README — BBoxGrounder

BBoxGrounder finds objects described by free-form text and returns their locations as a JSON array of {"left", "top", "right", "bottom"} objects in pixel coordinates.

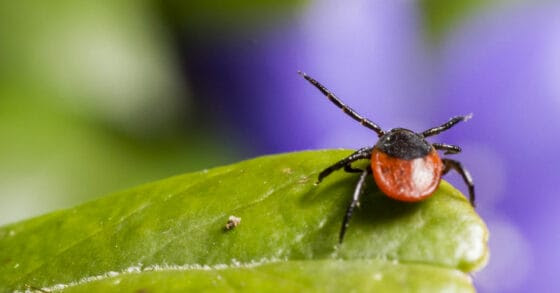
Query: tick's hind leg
[
  {"left": 339, "top": 166, "right": 372, "bottom": 243},
  {"left": 442, "top": 158, "right": 475, "bottom": 207},
  {"left": 317, "top": 147, "right": 373, "bottom": 184}
]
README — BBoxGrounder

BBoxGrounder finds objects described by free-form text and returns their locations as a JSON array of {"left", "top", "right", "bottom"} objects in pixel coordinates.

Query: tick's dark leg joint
[
  {"left": 433, "top": 143, "right": 462, "bottom": 155},
  {"left": 298, "top": 71, "right": 385, "bottom": 137},
  {"left": 316, "top": 147, "right": 373, "bottom": 184},
  {"left": 422, "top": 114, "right": 472, "bottom": 137},
  {"left": 339, "top": 166, "right": 372, "bottom": 243},
  {"left": 442, "top": 158, "right": 475, "bottom": 207}
]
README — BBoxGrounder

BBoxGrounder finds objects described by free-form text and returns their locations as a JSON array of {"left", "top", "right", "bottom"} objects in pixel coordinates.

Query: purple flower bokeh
[
  {"left": 185, "top": 0, "right": 433, "bottom": 154},
  {"left": 183, "top": 1, "right": 560, "bottom": 291},
  {"left": 440, "top": 2, "right": 560, "bottom": 291}
]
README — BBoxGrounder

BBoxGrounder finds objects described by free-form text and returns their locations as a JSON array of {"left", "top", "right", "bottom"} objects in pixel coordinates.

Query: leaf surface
[{"left": 0, "top": 150, "right": 488, "bottom": 292}]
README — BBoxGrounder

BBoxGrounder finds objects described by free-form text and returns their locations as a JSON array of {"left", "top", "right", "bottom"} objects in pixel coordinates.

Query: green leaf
[
  {"left": 420, "top": 0, "right": 488, "bottom": 41},
  {"left": 419, "top": 0, "right": 512, "bottom": 42},
  {"left": 0, "top": 150, "right": 488, "bottom": 292}
]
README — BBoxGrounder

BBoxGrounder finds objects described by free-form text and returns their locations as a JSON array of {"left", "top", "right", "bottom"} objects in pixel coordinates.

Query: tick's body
[
  {"left": 299, "top": 71, "right": 475, "bottom": 243},
  {"left": 374, "top": 147, "right": 442, "bottom": 202}
]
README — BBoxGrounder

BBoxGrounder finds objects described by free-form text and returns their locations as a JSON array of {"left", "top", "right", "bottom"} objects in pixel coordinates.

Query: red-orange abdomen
[{"left": 371, "top": 148, "right": 443, "bottom": 202}]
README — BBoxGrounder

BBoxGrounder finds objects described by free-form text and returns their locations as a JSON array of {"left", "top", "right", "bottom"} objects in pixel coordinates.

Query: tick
[{"left": 298, "top": 71, "right": 475, "bottom": 243}]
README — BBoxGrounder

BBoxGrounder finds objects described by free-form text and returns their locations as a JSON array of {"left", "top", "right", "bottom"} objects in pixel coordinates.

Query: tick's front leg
[
  {"left": 316, "top": 147, "right": 373, "bottom": 184},
  {"left": 339, "top": 166, "right": 372, "bottom": 243}
]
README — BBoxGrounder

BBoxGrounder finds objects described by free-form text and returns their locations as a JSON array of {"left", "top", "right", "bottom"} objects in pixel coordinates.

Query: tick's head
[{"left": 375, "top": 128, "right": 432, "bottom": 160}]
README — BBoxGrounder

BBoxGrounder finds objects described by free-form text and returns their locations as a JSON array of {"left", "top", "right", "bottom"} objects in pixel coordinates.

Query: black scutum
[{"left": 375, "top": 128, "right": 432, "bottom": 160}]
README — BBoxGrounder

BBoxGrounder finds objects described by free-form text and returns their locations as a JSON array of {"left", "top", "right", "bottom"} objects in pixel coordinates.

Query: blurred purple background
[{"left": 1, "top": 0, "right": 559, "bottom": 291}]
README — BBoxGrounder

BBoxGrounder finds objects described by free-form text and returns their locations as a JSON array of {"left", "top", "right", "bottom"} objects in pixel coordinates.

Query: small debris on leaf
[
  {"left": 282, "top": 167, "right": 293, "bottom": 174},
  {"left": 298, "top": 176, "right": 311, "bottom": 184},
  {"left": 225, "top": 215, "right": 241, "bottom": 230}
]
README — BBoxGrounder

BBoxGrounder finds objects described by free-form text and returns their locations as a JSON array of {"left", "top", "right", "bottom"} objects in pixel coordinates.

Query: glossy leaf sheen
[{"left": 0, "top": 150, "right": 488, "bottom": 292}]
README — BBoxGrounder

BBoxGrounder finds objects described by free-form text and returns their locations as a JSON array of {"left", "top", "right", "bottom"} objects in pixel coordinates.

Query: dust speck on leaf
[
  {"left": 282, "top": 167, "right": 293, "bottom": 174},
  {"left": 225, "top": 215, "right": 241, "bottom": 230},
  {"left": 318, "top": 218, "right": 327, "bottom": 229}
]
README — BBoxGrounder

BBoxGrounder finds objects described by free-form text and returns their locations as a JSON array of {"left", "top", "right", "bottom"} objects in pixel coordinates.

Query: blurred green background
[
  {"left": 0, "top": 0, "right": 494, "bottom": 225},
  {"left": 0, "top": 0, "right": 246, "bottom": 225}
]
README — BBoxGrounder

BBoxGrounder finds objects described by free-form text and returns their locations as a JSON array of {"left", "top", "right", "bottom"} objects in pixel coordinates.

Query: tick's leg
[
  {"left": 339, "top": 166, "right": 371, "bottom": 243},
  {"left": 298, "top": 71, "right": 385, "bottom": 137},
  {"left": 433, "top": 143, "right": 462, "bottom": 155},
  {"left": 317, "top": 147, "right": 372, "bottom": 184},
  {"left": 442, "top": 158, "right": 475, "bottom": 207},
  {"left": 422, "top": 114, "right": 472, "bottom": 137}
]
